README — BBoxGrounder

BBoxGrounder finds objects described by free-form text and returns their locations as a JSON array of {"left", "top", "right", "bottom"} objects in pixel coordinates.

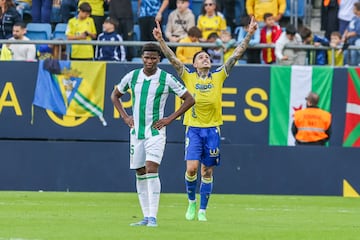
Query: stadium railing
[{"left": 0, "top": 39, "right": 349, "bottom": 66}]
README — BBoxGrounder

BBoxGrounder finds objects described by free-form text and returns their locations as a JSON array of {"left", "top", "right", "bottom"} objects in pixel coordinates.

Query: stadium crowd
[{"left": 1, "top": 0, "right": 360, "bottom": 66}]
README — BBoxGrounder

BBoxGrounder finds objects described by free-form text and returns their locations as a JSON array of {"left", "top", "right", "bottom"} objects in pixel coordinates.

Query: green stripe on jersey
[
  {"left": 138, "top": 78, "right": 151, "bottom": 139},
  {"left": 151, "top": 70, "right": 167, "bottom": 136}
]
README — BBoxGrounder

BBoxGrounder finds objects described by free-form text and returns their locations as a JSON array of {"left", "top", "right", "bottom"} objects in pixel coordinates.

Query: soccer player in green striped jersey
[
  {"left": 153, "top": 17, "right": 258, "bottom": 221},
  {"left": 111, "top": 43, "right": 194, "bottom": 227}
]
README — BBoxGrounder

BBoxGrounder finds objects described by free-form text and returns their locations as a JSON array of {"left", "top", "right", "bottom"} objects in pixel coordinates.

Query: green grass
[{"left": 0, "top": 191, "right": 359, "bottom": 240}]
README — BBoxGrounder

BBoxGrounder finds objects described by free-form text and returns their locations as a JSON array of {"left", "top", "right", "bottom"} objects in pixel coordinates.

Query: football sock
[
  {"left": 147, "top": 173, "right": 161, "bottom": 218},
  {"left": 136, "top": 174, "right": 149, "bottom": 218},
  {"left": 200, "top": 176, "right": 213, "bottom": 210},
  {"left": 185, "top": 172, "right": 197, "bottom": 201}
]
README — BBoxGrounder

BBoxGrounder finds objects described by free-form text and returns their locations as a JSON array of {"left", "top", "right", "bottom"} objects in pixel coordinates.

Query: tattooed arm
[
  {"left": 153, "top": 20, "right": 185, "bottom": 76},
  {"left": 224, "top": 16, "right": 258, "bottom": 73}
]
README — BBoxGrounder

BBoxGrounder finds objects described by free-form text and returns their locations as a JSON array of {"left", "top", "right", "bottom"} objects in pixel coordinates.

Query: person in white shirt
[
  {"left": 275, "top": 24, "right": 304, "bottom": 65},
  {"left": 8, "top": 22, "right": 36, "bottom": 61}
]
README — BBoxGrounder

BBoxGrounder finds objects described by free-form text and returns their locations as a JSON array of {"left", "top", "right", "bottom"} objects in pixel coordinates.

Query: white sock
[
  {"left": 136, "top": 174, "right": 149, "bottom": 218},
  {"left": 147, "top": 173, "right": 161, "bottom": 218}
]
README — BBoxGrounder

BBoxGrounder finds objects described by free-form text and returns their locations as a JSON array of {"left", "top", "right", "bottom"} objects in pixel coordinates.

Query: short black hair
[
  {"left": 263, "top": 13, "right": 273, "bottom": 21},
  {"left": 15, "top": 22, "right": 26, "bottom": 29},
  {"left": 79, "top": 2, "right": 92, "bottom": 13},
  {"left": 285, "top": 24, "right": 297, "bottom": 35},
  {"left": 192, "top": 50, "right": 208, "bottom": 63},
  {"left": 141, "top": 43, "right": 161, "bottom": 55},
  {"left": 104, "top": 17, "right": 119, "bottom": 28}
]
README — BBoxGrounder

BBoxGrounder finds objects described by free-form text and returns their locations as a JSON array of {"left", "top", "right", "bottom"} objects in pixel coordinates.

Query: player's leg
[
  {"left": 129, "top": 132, "right": 149, "bottom": 226},
  {"left": 185, "top": 160, "right": 199, "bottom": 220},
  {"left": 198, "top": 127, "right": 221, "bottom": 221},
  {"left": 184, "top": 127, "right": 202, "bottom": 220},
  {"left": 144, "top": 134, "right": 166, "bottom": 227}
]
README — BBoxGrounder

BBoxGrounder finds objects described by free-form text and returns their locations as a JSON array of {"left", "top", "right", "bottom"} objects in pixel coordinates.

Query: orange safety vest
[
  {"left": 294, "top": 108, "right": 332, "bottom": 143},
  {"left": 324, "top": 0, "right": 340, "bottom": 7}
]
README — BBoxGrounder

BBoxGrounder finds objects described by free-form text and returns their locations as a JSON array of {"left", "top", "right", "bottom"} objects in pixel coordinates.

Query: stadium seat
[
  {"left": 191, "top": 0, "right": 202, "bottom": 19},
  {"left": 26, "top": 23, "right": 52, "bottom": 40},
  {"left": 52, "top": 23, "right": 68, "bottom": 40}
]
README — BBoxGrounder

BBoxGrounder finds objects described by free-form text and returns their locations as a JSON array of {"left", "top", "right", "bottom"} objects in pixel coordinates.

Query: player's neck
[{"left": 197, "top": 68, "right": 210, "bottom": 79}]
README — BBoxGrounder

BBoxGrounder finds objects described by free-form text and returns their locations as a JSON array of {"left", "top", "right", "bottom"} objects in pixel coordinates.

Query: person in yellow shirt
[
  {"left": 246, "top": 0, "right": 286, "bottom": 26},
  {"left": 66, "top": 2, "right": 97, "bottom": 60},
  {"left": 176, "top": 26, "right": 202, "bottom": 64},
  {"left": 78, "top": 0, "right": 104, "bottom": 39},
  {"left": 153, "top": 17, "right": 257, "bottom": 222},
  {"left": 196, "top": 0, "right": 226, "bottom": 41}
]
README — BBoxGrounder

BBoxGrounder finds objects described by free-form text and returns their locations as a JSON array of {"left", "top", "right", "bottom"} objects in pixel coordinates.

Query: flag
[
  {"left": 343, "top": 68, "right": 360, "bottom": 147},
  {"left": 33, "top": 60, "right": 107, "bottom": 125},
  {"left": 269, "top": 66, "right": 333, "bottom": 146}
]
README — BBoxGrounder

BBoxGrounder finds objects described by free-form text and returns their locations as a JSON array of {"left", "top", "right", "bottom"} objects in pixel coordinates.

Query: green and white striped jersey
[{"left": 117, "top": 68, "right": 187, "bottom": 139}]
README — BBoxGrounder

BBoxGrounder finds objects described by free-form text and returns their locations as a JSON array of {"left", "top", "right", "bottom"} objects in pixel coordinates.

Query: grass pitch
[{"left": 0, "top": 191, "right": 359, "bottom": 240}]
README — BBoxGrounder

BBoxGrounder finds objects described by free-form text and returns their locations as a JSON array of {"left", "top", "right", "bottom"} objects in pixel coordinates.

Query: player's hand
[
  {"left": 153, "top": 118, "right": 170, "bottom": 130},
  {"left": 123, "top": 115, "right": 134, "bottom": 128},
  {"left": 152, "top": 20, "right": 163, "bottom": 41},
  {"left": 248, "top": 16, "right": 258, "bottom": 34}
]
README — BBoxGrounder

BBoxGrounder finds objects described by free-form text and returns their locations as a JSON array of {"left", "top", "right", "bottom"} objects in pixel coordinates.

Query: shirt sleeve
[
  {"left": 117, "top": 71, "right": 132, "bottom": 94},
  {"left": 167, "top": 74, "right": 187, "bottom": 97}
]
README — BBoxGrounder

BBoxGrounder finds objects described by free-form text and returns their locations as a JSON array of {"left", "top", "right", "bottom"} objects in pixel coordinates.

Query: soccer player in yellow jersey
[{"left": 153, "top": 17, "right": 258, "bottom": 221}]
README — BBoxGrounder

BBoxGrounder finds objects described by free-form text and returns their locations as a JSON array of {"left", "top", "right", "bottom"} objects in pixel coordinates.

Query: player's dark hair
[
  {"left": 192, "top": 50, "right": 209, "bottom": 64},
  {"left": 187, "top": 26, "right": 202, "bottom": 38},
  {"left": 15, "top": 22, "right": 26, "bottom": 29},
  {"left": 141, "top": 43, "right": 161, "bottom": 56}
]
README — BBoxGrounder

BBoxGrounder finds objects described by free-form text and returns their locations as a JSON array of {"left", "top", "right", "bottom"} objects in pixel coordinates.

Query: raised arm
[
  {"left": 224, "top": 16, "right": 258, "bottom": 73},
  {"left": 153, "top": 20, "right": 185, "bottom": 76}
]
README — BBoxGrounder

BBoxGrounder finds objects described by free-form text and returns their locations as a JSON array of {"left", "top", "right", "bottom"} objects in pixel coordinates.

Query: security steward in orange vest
[{"left": 292, "top": 92, "right": 332, "bottom": 146}]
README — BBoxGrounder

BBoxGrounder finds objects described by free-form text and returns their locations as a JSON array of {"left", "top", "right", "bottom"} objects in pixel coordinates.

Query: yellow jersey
[
  {"left": 176, "top": 37, "right": 202, "bottom": 64},
  {"left": 181, "top": 66, "right": 228, "bottom": 127},
  {"left": 66, "top": 16, "right": 96, "bottom": 59},
  {"left": 197, "top": 14, "right": 227, "bottom": 40}
]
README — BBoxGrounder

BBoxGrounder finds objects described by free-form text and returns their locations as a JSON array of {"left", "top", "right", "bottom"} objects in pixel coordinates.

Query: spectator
[
  {"left": 138, "top": 0, "right": 169, "bottom": 41},
  {"left": 206, "top": 32, "right": 222, "bottom": 64},
  {"left": 175, "top": 26, "right": 202, "bottom": 64},
  {"left": 0, "top": 0, "right": 21, "bottom": 40},
  {"left": 60, "top": 0, "right": 78, "bottom": 23},
  {"left": 342, "top": 2, "right": 360, "bottom": 66},
  {"left": 218, "top": 0, "right": 244, "bottom": 33},
  {"left": 216, "top": 30, "right": 236, "bottom": 63},
  {"left": 338, "top": 0, "right": 357, "bottom": 35},
  {"left": 292, "top": 92, "right": 332, "bottom": 146},
  {"left": 327, "top": 31, "right": 343, "bottom": 66},
  {"left": 197, "top": 0, "right": 226, "bottom": 41},
  {"left": 66, "top": 2, "right": 96, "bottom": 60},
  {"left": 260, "top": 12, "right": 282, "bottom": 64},
  {"left": 275, "top": 24, "right": 304, "bottom": 65},
  {"left": 321, "top": 0, "right": 340, "bottom": 40},
  {"left": 7, "top": 22, "right": 36, "bottom": 61},
  {"left": 237, "top": 15, "right": 261, "bottom": 63},
  {"left": 165, "top": 0, "right": 195, "bottom": 43},
  {"left": 78, "top": 0, "right": 105, "bottom": 37},
  {"left": 31, "top": 0, "right": 52, "bottom": 23},
  {"left": 15, "top": 0, "right": 31, "bottom": 19},
  {"left": 246, "top": 0, "right": 286, "bottom": 26},
  {"left": 95, "top": 17, "right": 126, "bottom": 61},
  {"left": 108, "top": 0, "right": 133, "bottom": 61},
  {"left": 299, "top": 26, "right": 329, "bottom": 65}
]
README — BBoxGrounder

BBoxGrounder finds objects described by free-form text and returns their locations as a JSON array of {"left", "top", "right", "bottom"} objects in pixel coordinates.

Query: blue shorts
[{"left": 185, "top": 126, "right": 221, "bottom": 167}]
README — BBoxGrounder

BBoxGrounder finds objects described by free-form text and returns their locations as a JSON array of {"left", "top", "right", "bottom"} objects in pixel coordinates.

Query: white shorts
[{"left": 129, "top": 130, "right": 166, "bottom": 169}]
